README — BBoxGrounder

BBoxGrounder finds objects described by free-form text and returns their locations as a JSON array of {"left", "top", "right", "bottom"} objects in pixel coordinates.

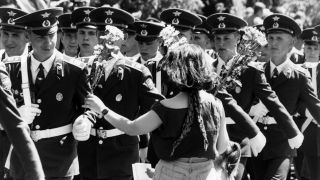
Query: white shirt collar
[
  {"left": 30, "top": 50, "right": 56, "bottom": 74},
  {"left": 270, "top": 58, "right": 291, "bottom": 75}
]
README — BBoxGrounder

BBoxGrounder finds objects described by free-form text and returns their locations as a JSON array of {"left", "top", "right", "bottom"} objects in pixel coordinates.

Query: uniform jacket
[
  {"left": 78, "top": 57, "right": 164, "bottom": 178},
  {"left": 0, "top": 62, "right": 44, "bottom": 180},
  {"left": 259, "top": 60, "right": 320, "bottom": 159},
  {"left": 8, "top": 50, "right": 92, "bottom": 177}
]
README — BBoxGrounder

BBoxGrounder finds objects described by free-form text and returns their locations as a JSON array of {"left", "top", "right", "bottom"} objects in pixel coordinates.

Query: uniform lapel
[{"left": 99, "top": 60, "right": 123, "bottom": 98}]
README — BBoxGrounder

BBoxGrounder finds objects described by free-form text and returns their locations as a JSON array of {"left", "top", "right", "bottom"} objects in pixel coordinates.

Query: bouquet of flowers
[
  {"left": 213, "top": 26, "right": 267, "bottom": 95},
  {"left": 90, "top": 25, "right": 125, "bottom": 91},
  {"left": 159, "top": 25, "right": 188, "bottom": 51}
]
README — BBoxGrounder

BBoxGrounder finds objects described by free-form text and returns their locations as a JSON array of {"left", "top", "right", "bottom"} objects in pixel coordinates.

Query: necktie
[
  {"left": 35, "top": 63, "right": 45, "bottom": 93},
  {"left": 272, "top": 68, "right": 279, "bottom": 79}
]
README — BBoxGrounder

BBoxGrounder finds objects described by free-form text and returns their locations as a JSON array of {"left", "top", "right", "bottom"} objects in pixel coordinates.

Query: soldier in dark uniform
[
  {"left": 191, "top": 14, "right": 213, "bottom": 51},
  {"left": 0, "top": 62, "right": 45, "bottom": 180},
  {"left": 57, "top": 13, "right": 78, "bottom": 60},
  {"left": 71, "top": 7, "right": 98, "bottom": 67},
  {"left": 294, "top": 27, "right": 320, "bottom": 180},
  {"left": 11, "top": 8, "right": 93, "bottom": 180},
  {"left": 121, "top": 23, "right": 140, "bottom": 61},
  {"left": 0, "top": 7, "right": 28, "bottom": 180},
  {"left": 73, "top": 7, "right": 164, "bottom": 180},
  {"left": 248, "top": 14, "right": 320, "bottom": 180},
  {"left": 206, "top": 13, "right": 303, "bottom": 180}
]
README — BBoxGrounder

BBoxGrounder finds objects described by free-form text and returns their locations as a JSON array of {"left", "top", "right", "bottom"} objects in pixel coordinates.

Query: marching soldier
[
  {"left": 12, "top": 8, "right": 93, "bottom": 179},
  {"left": 206, "top": 13, "right": 303, "bottom": 180},
  {"left": 73, "top": 7, "right": 164, "bottom": 180},
  {"left": 249, "top": 14, "right": 320, "bottom": 180},
  {"left": 0, "top": 62, "right": 45, "bottom": 180},
  {"left": 295, "top": 27, "right": 320, "bottom": 180},
  {"left": 71, "top": 7, "right": 98, "bottom": 69},
  {"left": 0, "top": 7, "right": 28, "bottom": 179},
  {"left": 57, "top": 13, "right": 79, "bottom": 60}
]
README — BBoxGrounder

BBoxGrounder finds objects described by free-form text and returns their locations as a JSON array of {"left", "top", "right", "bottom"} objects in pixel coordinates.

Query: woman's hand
[{"left": 83, "top": 94, "right": 106, "bottom": 117}]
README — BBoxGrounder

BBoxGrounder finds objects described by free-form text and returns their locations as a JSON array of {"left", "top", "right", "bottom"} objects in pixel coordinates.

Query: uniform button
[
  {"left": 99, "top": 140, "right": 103, "bottom": 144},
  {"left": 264, "top": 126, "right": 267, "bottom": 130},
  {"left": 169, "top": 91, "right": 173, "bottom": 95},
  {"left": 35, "top": 125, "right": 40, "bottom": 129},
  {"left": 37, "top": 99, "right": 42, "bottom": 104}
]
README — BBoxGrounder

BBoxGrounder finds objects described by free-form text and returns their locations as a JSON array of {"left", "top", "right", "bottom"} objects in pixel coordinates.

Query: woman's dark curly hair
[{"left": 159, "top": 44, "right": 218, "bottom": 156}]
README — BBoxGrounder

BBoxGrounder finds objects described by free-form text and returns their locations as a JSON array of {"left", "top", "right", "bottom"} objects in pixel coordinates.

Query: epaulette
[
  {"left": 248, "top": 61, "right": 265, "bottom": 72},
  {"left": 293, "top": 63, "right": 309, "bottom": 76},
  {"left": 64, "top": 57, "right": 86, "bottom": 70},
  {"left": 122, "top": 58, "right": 145, "bottom": 72},
  {"left": 2, "top": 56, "right": 21, "bottom": 64}
]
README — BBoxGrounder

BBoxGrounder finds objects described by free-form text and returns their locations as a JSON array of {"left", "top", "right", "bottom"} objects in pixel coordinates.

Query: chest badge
[
  {"left": 235, "top": 86, "right": 241, "bottom": 94},
  {"left": 56, "top": 93, "right": 63, "bottom": 101},
  {"left": 115, "top": 94, "right": 122, "bottom": 102}
]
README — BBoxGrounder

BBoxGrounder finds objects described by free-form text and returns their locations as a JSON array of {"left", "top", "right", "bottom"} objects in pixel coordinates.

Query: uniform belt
[
  {"left": 177, "top": 157, "right": 210, "bottom": 163},
  {"left": 30, "top": 124, "right": 72, "bottom": 142},
  {"left": 257, "top": 116, "right": 277, "bottom": 125},
  {"left": 90, "top": 128, "right": 125, "bottom": 139}
]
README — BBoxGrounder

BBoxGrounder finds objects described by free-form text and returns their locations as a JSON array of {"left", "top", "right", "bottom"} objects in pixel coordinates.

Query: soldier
[
  {"left": 206, "top": 13, "right": 303, "bottom": 180},
  {"left": 0, "top": 7, "right": 28, "bottom": 179},
  {"left": 12, "top": 8, "right": 93, "bottom": 180},
  {"left": 191, "top": 14, "right": 213, "bottom": 51},
  {"left": 0, "top": 62, "right": 44, "bottom": 180},
  {"left": 73, "top": 7, "right": 164, "bottom": 180},
  {"left": 120, "top": 23, "right": 140, "bottom": 61},
  {"left": 71, "top": 7, "right": 98, "bottom": 68},
  {"left": 57, "top": 13, "right": 78, "bottom": 60},
  {"left": 249, "top": 14, "right": 320, "bottom": 180},
  {"left": 295, "top": 27, "right": 320, "bottom": 180}
]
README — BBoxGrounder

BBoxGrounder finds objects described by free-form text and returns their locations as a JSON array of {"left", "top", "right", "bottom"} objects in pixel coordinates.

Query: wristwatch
[{"left": 101, "top": 108, "right": 109, "bottom": 117}]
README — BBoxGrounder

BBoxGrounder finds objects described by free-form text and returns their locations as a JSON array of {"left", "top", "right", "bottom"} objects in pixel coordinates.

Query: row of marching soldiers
[{"left": 0, "top": 4, "right": 320, "bottom": 180}]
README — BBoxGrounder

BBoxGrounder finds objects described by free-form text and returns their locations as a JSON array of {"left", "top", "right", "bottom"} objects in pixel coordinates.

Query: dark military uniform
[
  {"left": 77, "top": 7, "right": 164, "bottom": 179},
  {"left": 0, "top": 62, "right": 44, "bottom": 180},
  {"left": 207, "top": 13, "right": 301, "bottom": 180},
  {"left": 251, "top": 14, "right": 317, "bottom": 180},
  {"left": 0, "top": 7, "right": 27, "bottom": 180},
  {"left": 12, "top": 8, "right": 93, "bottom": 179}
]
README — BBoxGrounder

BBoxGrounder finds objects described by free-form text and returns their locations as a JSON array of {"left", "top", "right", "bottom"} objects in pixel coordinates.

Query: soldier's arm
[
  {"left": 300, "top": 73, "right": 320, "bottom": 124},
  {"left": 0, "top": 64, "right": 44, "bottom": 180},
  {"left": 216, "top": 89, "right": 260, "bottom": 139},
  {"left": 253, "top": 69, "right": 300, "bottom": 138}
]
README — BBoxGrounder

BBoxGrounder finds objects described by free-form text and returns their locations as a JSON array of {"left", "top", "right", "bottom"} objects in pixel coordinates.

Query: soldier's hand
[
  {"left": 288, "top": 132, "right": 304, "bottom": 149},
  {"left": 18, "top": 104, "right": 41, "bottom": 124},
  {"left": 249, "top": 101, "right": 269, "bottom": 121},
  {"left": 249, "top": 131, "right": 266, "bottom": 157},
  {"left": 72, "top": 115, "right": 92, "bottom": 141},
  {"left": 83, "top": 94, "right": 106, "bottom": 117}
]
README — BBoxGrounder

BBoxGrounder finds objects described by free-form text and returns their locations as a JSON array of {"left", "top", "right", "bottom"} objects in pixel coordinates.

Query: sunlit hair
[
  {"left": 160, "top": 43, "right": 216, "bottom": 92},
  {"left": 160, "top": 44, "right": 217, "bottom": 156}
]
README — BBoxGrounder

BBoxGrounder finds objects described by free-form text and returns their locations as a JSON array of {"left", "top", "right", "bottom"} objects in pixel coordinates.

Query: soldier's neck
[
  {"left": 79, "top": 51, "right": 93, "bottom": 57},
  {"left": 271, "top": 54, "right": 288, "bottom": 66}
]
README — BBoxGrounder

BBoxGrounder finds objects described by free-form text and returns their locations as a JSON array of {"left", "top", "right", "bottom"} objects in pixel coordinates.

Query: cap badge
[
  {"left": 83, "top": 17, "right": 91, "bottom": 22},
  {"left": 217, "top": 16, "right": 225, "bottom": 21},
  {"left": 7, "top": 18, "right": 14, "bottom": 25},
  {"left": 71, "top": 23, "right": 76, "bottom": 28},
  {"left": 272, "top": 16, "right": 280, "bottom": 21},
  {"left": 218, "top": 23, "right": 226, "bottom": 28},
  {"left": 41, "top": 12, "right": 50, "bottom": 18},
  {"left": 312, "top": 36, "right": 318, "bottom": 41},
  {"left": 172, "top": 18, "right": 179, "bottom": 25},
  {"left": 173, "top": 11, "right": 181, "bottom": 17},
  {"left": 105, "top": 18, "right": 113, "bottom": 24},
  {"left": 105, "top": 10, "right": 114, "bottom": 16},
  {"left": 141, "top": 29, "right": 148, "bottom": 36},
  {"left": 7, "top": 11, "right": 16, "bottom": 17},
  {"left": 42, "top": 20, "right": 51, "bottom": 27},
  {"left": 272, "top": 22, "right": 279, "bottom": 28},
  {"left": 84, "top": 9, "right": 91, "bottom": 15},
  {"left": 141, "top": 24, "right": 147, "bottom": 28}
]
